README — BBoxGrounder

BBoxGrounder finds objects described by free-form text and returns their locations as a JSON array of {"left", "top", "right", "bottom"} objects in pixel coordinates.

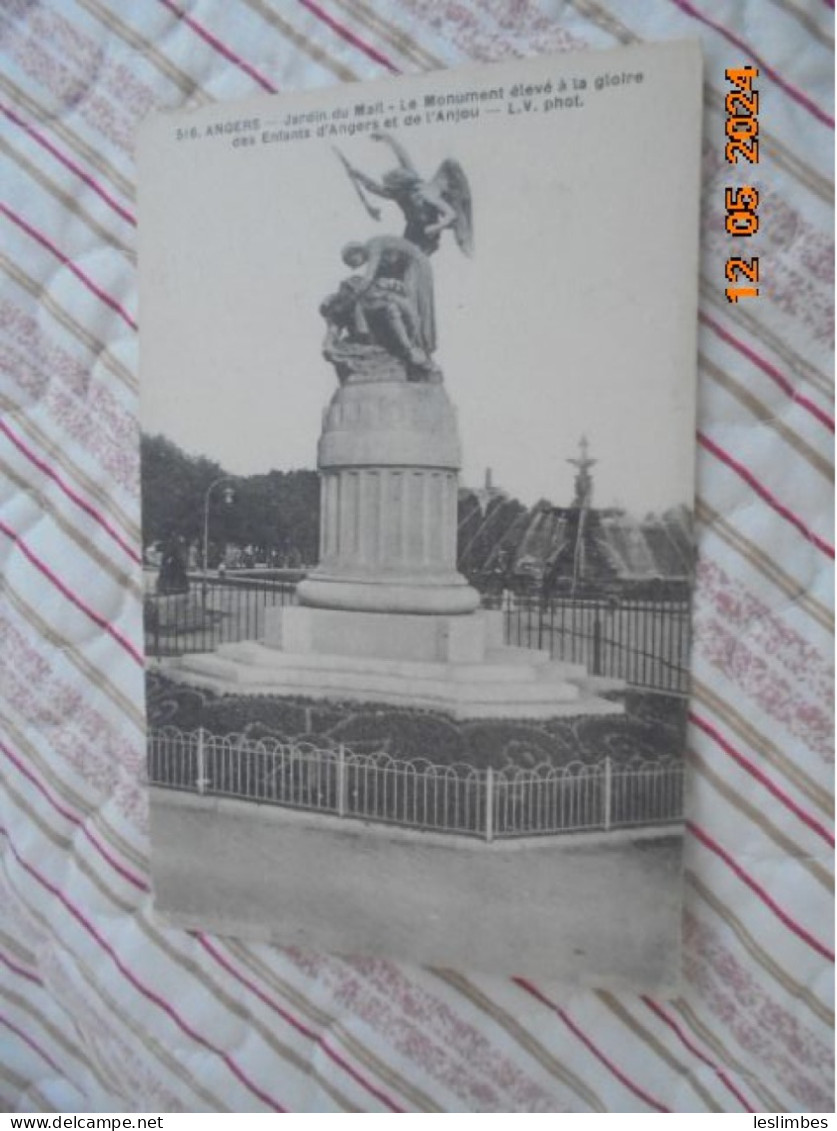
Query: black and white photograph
[{"left": 138, "top": 38, "right": 702, "bottom": 989}]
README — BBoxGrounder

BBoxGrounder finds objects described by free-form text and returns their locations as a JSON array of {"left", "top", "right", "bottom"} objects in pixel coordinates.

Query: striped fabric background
[{"left": 0, "top": 0, "right": 832, "bottom": 1113}]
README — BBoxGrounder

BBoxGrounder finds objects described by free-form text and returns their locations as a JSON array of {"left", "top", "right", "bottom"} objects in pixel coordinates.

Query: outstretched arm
[
  {"left": 351, "top": 168, "right": 392, "bottom": 198},
  {"left": 371, "top": 130, "right": 418, "bottom": 173},
  {"left": 334, "top": 146, "right": 391, "bottom": 206}
]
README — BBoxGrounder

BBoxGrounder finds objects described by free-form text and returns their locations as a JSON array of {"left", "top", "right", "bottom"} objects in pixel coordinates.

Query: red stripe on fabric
[
  {"left": 0, "top": 949, "right": 43, "bottom": 986},
  {"left": 196, "top": 936, "right": 404, "bottom": 1112},
  {"left": 297, "top": 0, "right": 399, "bottom": 71},
  {"left": 0, "top": 204, "right": 137, "bottom": 331},
  {"left": 157, "top": 0, "right": 278, "bottom": 92},
  {"left": 669, "top": 0, "right": 835, "bottom": 128},
  {"left": 512, "top": 978, "right": 670, "bottom": 1112},
  {"left": 0, "top": 520, "right": 143, "bottom": 665},
  {"left": 700, "top": 313, "right": 835, "bottom": 432},
  {"left": 690, "top": 712, "right": 835, "bottom": 847},
  {"left": 0, "top": 1011, "right": 64, "bottom": 1076},
  {"left": 0, "top": 739, "right": 148, "bottom": 893},
  {"left": 698, "top": 432, "right": 834, "bottom": 559},
  {"left": 0, "top": 828, "right": 287, "bottom": 1113},
  {"left": 640, "top": 998, "right": 755, "bottom": 1112},
  {"left": 687, "top": 822, "right": 835, "bottom": 962},
  {"left": 0, "top": 420, "right": 141, "bottom": 565},
  {"left": 0, "top": 103, "right": 136, "bottom": 227}
]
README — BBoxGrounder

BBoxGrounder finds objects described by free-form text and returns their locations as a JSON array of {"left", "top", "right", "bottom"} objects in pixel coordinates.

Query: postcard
[{"left": 138, "top": 37, "right": 702, "bottom": 988}]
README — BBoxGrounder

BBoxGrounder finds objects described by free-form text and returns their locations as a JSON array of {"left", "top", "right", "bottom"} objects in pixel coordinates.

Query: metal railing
[
  {"left": 501, "top": 593, "right": 691, "bottom": 695},
  {"left": 144, "top": 573, "right": 295, "bottom": 657},
  {"left": 143, "top": 575, "right": 690, "bottom": 695},
  {"left": 148, "top": 727, "right": 684, "bottom": 840}
]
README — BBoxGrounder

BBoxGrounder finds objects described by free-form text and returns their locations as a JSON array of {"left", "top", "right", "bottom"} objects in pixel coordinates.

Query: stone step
[
  {"left": 201, "top": 655, "right": 580, "bottom": 702},
  {"left": 216, "top": 641, "right": 557, "bottom": 685},
  {"left": 176, "top": 654, "right": 246, "bottom": 682},
  {"left": 484, "top": 647, "right": 589, "bottom": 680},
  {"left": 166, "top": 628, "right": 628, "bottom": 719},
  {"left": 535, "top": 660, "right": 590, "bottom": 681},
  {"left": 166, "top": 646, "right": 626, "bottom": 720},
  {"left": 577, "top": 674, "right": 627, "bottom": 697},
  {"left": 484, "top": 645, "right": 552, "bottom": 665},
  {"left": 167, "top": 670, "right": 618, "bottom": 719}
]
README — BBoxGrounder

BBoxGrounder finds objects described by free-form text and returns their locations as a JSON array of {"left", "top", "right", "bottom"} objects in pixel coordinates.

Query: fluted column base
[{"left": 296, "top": 572, "right": 479, "bottom": 615}]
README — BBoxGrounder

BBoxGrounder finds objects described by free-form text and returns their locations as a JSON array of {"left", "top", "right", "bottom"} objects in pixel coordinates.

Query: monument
[{"left": 173, "top": 132, "right": 623, "bottom": 718}]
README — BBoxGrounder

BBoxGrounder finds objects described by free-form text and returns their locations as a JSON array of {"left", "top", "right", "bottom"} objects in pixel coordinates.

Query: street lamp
[{"left": 202, "top": 477, "right": 236, "bottom": 592}]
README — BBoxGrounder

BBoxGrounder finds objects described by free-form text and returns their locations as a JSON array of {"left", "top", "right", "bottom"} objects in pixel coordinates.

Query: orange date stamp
[{"left": 724, "top": 66, "right": 760, "bottom": 303}]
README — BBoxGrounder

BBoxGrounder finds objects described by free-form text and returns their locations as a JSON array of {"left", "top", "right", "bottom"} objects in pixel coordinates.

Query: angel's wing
[{"left": 431, "top": 158, "right": 474, "bottom": 256}]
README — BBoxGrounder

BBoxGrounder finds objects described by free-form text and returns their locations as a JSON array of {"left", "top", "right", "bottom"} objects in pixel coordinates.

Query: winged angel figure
[{"left": 335, "top": 131, "right": 474, "bottom": 257}]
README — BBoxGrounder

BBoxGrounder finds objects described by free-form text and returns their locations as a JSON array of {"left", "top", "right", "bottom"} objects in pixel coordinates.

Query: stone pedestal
[
  {"left": 167, "top": 376, "right": 624, "bottom": 720},
  {"left": 264, "top": 605, "right": 502, "bottom": 663},
  {"left": 296, "top": 380, "right": 479, "bottom": 615}
]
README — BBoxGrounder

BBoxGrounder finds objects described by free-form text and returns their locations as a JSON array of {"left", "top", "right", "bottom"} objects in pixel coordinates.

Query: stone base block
[
  {"left": 296, "top": 572, "right": 481, "bottom": 615},
  {"left": 264, "top": 605, "right": 503, "bottom": 663}
]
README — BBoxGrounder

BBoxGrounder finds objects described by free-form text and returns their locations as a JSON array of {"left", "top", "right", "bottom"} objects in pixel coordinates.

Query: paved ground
[{"left": 151, "top": 790, "right": 683, "bottom": 989}]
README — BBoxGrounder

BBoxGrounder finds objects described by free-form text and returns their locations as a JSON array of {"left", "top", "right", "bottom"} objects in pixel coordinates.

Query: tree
[
  {"left": 222, "top": 469, "right": 320, "bottom": 564},
  {"left": 140, "top": 433, "right": 321, "bottom": 565},
  {"left": 140, "top": 433, "right": 223, "bottom": 548}
]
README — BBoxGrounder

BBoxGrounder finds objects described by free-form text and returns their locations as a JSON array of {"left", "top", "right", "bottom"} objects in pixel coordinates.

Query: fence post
[
  {"left": 592, "top": 613, "right": 602, "bottom": 675},
  {"left": 484, "top": 767, "right": 494, "bottom": 843},
  {"left": 196, "top": 727, "right": 207, "bottom": 795},
  {"left": 603, "top": 755, "right": 612, "bottom": 830},
  {"left": 337, "top": 744, "right": 347, "bottom": 817},
  {"left": 145, "top": 598, "right": 161, "bottom": 659}
]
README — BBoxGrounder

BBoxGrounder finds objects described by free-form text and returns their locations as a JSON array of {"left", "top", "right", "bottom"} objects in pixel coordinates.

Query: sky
[{"left": 140, "top": 42, "right": 701, "bottom": 515}]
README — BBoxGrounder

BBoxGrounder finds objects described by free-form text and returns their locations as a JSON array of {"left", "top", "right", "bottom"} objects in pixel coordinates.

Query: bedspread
[{"left": 0, "top": 0, "right": 833, "bottom": 1114}]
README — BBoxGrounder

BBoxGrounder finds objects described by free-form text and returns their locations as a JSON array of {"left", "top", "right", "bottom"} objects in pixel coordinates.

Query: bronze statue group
[{"left": 321, "top": 132, "right": 472, "bottom": 384}]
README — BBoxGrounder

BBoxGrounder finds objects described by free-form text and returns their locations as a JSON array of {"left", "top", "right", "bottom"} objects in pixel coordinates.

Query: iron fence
[
  {"left": 143, "top": 575, "right": 691, "bottom": 695},
  {"left": 144, "top": 573, "right": 295, "bottom": 657},
  {"left": 501, "top": 593, "right": 691, "bottom": 695},
  {"left": 148, "top": 727, "right": 684, "bottom": 839}
]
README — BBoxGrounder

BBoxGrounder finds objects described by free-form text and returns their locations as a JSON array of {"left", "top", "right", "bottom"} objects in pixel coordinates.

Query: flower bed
[{"left": 146, "top": 673, "right": 686, "bottom": 769}]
